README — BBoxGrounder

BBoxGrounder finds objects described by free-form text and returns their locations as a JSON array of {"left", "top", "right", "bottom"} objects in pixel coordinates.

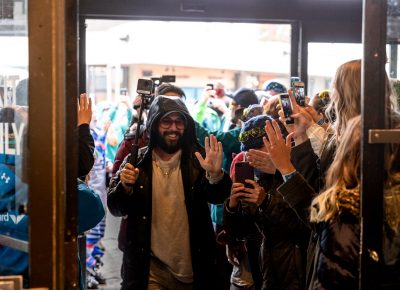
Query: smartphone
[
  {"left": 206, "top": 83, "right": 214, "bottom": 90},
  {"left": 290, "top": 76, "right": 300, "bottom": 89},
  {"left": 293, "top": 81, "right": 306, "bottom": 106},
  {"left": 234, "top": 161, "right": 254, "bottom": 188},
  {"left": 279, "top": 93, "right": 294, "bottom": 124}
]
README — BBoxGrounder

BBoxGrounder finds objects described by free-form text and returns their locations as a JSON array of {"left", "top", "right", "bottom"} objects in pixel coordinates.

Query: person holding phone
[
  {"left": 192, "top": 83, "right": 230, "bottom": 132},
  {"left": 223, "top": 114, "right": 310, "bottom": 290},
  {"left": 269, "top": 59, "right": 400, "bottom": 289},
  {"left": 107, "top": 95, "right": 232, "bottom": 290}
]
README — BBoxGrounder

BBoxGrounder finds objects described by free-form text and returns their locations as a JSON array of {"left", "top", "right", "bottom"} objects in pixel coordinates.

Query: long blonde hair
[
  {"left": 310, "top": 116, "right": 361, "bottom": 222},
  {"left": 325, "top": 59, "right": 361, "bottom": 142}
]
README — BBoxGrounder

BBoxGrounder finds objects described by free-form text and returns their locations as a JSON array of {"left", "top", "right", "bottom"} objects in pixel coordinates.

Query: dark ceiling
[{"left": 80, "top": 0, "right": 362, "bottom": 23}]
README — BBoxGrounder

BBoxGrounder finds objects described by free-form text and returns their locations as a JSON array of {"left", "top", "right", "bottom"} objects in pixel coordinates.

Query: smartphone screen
[
  {"left": 279, "top": 93, "right": 294, "bottom": 124},
  {"left": 293, "top": 81, "right": 305, "bottom": 106},
  {"left": 290, "top": 77, "right": 300, "bottom": 89},
  {"left": 234, "top": 161, "right": 254, "bottom": 188}
]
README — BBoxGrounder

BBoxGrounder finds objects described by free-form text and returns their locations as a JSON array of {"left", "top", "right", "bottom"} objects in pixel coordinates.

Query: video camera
[
  {"left": 136, "top": 75, "right": 176, "bottom": 109},
  {"left": 126, "top": 75, "right": 177, "bottom": 168}
]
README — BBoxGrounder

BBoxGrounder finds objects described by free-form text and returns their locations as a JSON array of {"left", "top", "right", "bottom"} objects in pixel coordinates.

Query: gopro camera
[{"left": 137, "top": 79, "right": 154, "bottom": 95}]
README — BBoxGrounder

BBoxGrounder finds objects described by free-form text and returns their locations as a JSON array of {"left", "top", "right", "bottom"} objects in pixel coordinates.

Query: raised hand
[
  {"left": 278, "top": 90, "right": 312, "bottom": 145},
  {"left": 263, "top": 119, "right": 296, "bottom": 175},
  {"left": 77, "top": 93, "right": 92, "bottom": 126},
  {"left": 304, "top": 106, "right": 329, "bottom": 130},
  {"left": 247, "top": 149, "right": 276, "bottom": 174},
  {"left": 195, "top": 134, "right": 223, "bottom": 177}
]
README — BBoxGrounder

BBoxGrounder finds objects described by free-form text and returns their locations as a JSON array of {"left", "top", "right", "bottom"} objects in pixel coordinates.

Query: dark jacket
[
  {"left": 277, "top": 173, "right": 360, "bottom": 290},
  {"left": 107, "top": 96, "right": 232, "bottom": 290},
  {"left": 223, "top": 173, "right": 310, "bottom": 290},
  {"left": 285, "top": 115, "right": 400, "bottom": 289},
  {"left": 78, "top": 123, "right": 95, "bottom": 178},
  {"left": 289, "top": 137, "right": 336, "bottom": 289},
  {"left": 290, "top": 137, "right": 335, "bottom": 194}
]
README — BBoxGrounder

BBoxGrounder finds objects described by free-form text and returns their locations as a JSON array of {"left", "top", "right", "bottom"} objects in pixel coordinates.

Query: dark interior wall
[
  {"left": 79, "top": 0, "right": 362, "bottom": 43},
  {"left": 303, "top": 20, "right": 362, "bottom": 43}
]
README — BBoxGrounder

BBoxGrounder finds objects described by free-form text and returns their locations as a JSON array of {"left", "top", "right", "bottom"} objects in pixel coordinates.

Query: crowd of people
[
  {"left": 89, "top": 59, "right": 400, "bottom": 290},
  {"left": 1, "top": 58, "right": 399, "bottom": 290}
]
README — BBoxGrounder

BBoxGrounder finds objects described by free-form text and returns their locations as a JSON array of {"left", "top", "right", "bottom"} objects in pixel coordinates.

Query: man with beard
[{"left": 107, "top": 95, "right": 232, "bottom": 290}]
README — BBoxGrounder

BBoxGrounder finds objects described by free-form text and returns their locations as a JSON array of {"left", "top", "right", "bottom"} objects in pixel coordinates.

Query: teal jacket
[{"left": 195, "top": 122, "right": 240, "bottom": 225}]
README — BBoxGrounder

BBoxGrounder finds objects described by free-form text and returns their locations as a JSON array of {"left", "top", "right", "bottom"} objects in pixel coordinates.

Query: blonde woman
[
  {"left": 289, "top": 59, "right": 362, "bottom": 193},
  {"left": 262, "top": 115, "right": 400, "bottom": 289},
  {"left": 264, "top": 58, "right": 400, "bottom": 289},
  {"left": 261, "top": 117, "right": 361, "bottom": 289},
  {"left": 308, "top": 116, "right": 362, "bottom": 289}
]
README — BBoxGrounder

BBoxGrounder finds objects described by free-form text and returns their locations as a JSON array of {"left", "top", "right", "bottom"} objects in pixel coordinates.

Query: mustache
[{"left": 163, "top": 130, "right": 182, "bottom": 136}]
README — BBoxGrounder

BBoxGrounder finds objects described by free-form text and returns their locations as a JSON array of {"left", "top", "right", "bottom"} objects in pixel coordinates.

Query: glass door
[{"left": 0, "top": 0, "right": 29, "bottom": 288}]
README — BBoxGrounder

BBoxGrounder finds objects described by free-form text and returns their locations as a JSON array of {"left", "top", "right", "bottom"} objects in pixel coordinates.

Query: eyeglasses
[
  {"left": 238, "top": 126, "right": 266, "bottom": 143},
  {"left": 160, "top": 117, "right": 185, "bottom": 130}
]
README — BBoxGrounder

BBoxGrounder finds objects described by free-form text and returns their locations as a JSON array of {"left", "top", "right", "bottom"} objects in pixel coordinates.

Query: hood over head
[{"left": 146, "top": 95, "right": 200, "bottom": 153}]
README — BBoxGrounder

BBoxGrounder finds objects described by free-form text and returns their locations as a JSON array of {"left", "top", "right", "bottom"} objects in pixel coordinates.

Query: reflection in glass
[{"left": 0, "top": 0, "right": 29, "bottom": 287}]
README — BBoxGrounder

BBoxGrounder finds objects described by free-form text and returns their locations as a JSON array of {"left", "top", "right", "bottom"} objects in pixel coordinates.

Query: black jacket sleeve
[
  {"left": 223, "top": 199, "right": 258, "bottom": 241},
  {"left": 203, "top": 172, "right": 232, "bottom": 205},
  {"left": 107, "top": 156, "right": 133, "bottom": 217},
  {"left": 291, "top": 139, "right": 320, "bottom": 193},
  {"left": 277, "top": 172, "right": 316, "bottom": 227},
  {"left": 256, "top": 189, "right": 311, "bottom": 243},
  {"left": 78, "top": 124, "right": 95, "bottom": 178}
]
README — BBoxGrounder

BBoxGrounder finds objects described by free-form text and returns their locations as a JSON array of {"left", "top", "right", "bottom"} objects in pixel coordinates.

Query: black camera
[
  {"left": 151, "top": 75, "right": 176, "bottom": 87},
  {"left": 137, "top": 79, "right": 154, "bottom": 96},
  {"left": 136, "top": 75, "right": 176, "bottom": 109},
  {"left": 136, "top": 79, "right": 155, "bottom": 109},
  {"left": 160, "top": 75, "right": 176, "bottom": 83}
]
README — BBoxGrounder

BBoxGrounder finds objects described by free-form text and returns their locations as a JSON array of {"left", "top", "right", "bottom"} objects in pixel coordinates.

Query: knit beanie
[
  {"left": 232, "top": 88, "right": 259, "bottom": 108},
  {"left": 263, "top": 81, "right": 287, "bottom": 94},
  {"left": 239, "top": 114, "right": 273, "bottom": 151}
]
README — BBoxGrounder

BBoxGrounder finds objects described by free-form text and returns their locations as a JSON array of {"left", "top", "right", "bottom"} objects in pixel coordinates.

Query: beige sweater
[{"left": 150, "top": 150, "right": 193, "bottom": 283}]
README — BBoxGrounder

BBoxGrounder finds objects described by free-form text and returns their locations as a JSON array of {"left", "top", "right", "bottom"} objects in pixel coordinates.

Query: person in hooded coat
[{"left": 107, "top": 95, "right": 232, "bottom": 290}]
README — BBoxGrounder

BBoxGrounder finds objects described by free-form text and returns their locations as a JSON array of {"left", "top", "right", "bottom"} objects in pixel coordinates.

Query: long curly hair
[
  {"left": 310, "top": 116, "right": 361, "bottom": 222},
  {"left": 325, "top": 60, "right": 361, "bottom": 143}
]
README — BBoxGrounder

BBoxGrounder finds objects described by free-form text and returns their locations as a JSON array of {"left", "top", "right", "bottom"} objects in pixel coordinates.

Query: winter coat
[
  {"left": 289, "top": 137, "right": 336, "bottom": 288},
  {"left": 78, "top": 124, "right": 95, "bottom": 178},
  {"left": 107, "top": 96, "right": 232, "bottom": 290},
  {"left": 223, "top": 171, "right": 310, "bottom": 290},
  {"left": 267, "top": 178, "right": 362, "bottom": 290}
]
